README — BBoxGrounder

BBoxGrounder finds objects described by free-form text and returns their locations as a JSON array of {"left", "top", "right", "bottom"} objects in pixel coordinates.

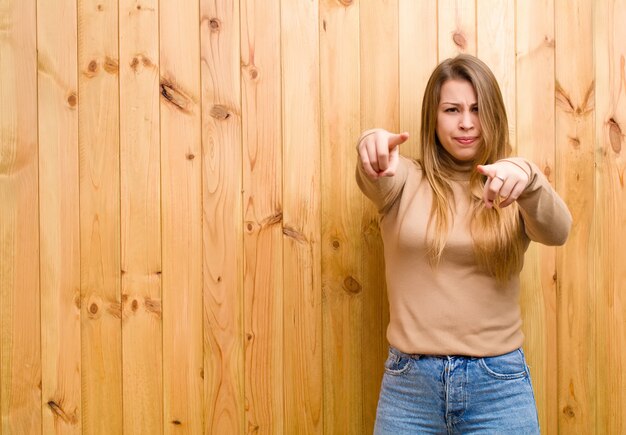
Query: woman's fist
[{"left": 356, "top": 129, "right": 409, "bottom": 179}]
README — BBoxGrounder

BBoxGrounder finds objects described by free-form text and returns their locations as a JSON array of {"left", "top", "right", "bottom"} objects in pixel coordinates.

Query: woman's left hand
[{"left": 476, "top": 161, "right": 530, "bottom": 208}]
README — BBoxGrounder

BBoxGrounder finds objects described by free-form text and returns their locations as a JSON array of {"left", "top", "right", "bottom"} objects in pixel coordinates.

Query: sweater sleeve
[
  {"left": 355, "top": 154, "right": 410, "bottom": 214},
  {"left": 501, "top": 157, "right": 572, "bottom": 246}
]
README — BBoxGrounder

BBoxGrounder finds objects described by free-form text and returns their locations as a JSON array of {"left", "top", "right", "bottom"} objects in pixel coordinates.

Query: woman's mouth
[{"left": 454, "top": 137, "right": 477, "bottom": 145}]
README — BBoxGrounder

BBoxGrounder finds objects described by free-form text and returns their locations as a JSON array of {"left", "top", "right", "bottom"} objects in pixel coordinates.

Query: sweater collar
[{"left": 437, "top": 152, "right": 474, "bottom": 181}]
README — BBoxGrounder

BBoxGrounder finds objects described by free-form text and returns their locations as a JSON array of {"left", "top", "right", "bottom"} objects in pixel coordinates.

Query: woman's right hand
[{"left": 356, "top": 129, "right": 409, "bottom": 179}]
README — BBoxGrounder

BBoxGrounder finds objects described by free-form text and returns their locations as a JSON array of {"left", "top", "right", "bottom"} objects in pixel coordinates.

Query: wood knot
[
  {"left": 171, "top": 420, "right": 182, "bottom": 425},
  {"left": 160, "top": 80, "right": 193, "bottom": 113},
  {"left": 248, "top": 66, "right": 259, "bottom": 80},
  {"left": 209, "top": 105, "right": 231, "bottom": 120},
  {"left": 562, "top": 405, "right": 575, "bottom": 418},
  {"left": 87, "top": 60, "right": 98, "bottom": 76},
  {"left": 452, "top": 31, "right": 467, "bottom": 50},
  {"left": 217, "top": 276, "right": 222, "bottom": 282},
  {"left": 246, "top": 222, "right": 255, "bottom": 232},
  {"left": 67, "top": 93, "right": 77, "bottom": 107},
  {"left": 136, "top": 4, "right": 141, "bottom": 10},
  {"left": 107, "top": 302, "right": 123, "bottom": 319},
  {"left": 343, "top": 276, "right": 362, "bottom": 294},
  {"left": 130, "top": 55, "right": 154, "bottom": 73},
  {"left": 283, "top": 226, "right": 307, "bottom": 244},
  {"left": 246, "top": 333, "right": 254, "bottom": 341},
  {"left": 209, "top": 18, "right": 221, "bottom": 31},
  {"left": 103, "top": 56, "right": 119, "bottom": 74},
  {"left": 97, "top": 4, "right": 103, "bottom": 11},
  {"left": 568, "top": 136, "right": 580, "bottom": 149},
  {"left": 186, "top": 153, "right": 195, "bottom": 160},
  {"left": 131, "top": 300, "right": 139, "bottom": 311},
  {"left": 608, "top": 117, "right": 623, "bottom": 153},
  {"left": 331, "top": 240, "right": 340, "bottom": 249},
  {"left": 144, "top": 297, "right": 162, "bottom": 316},
  {"left": 543, "top": 165, "right": 551, "bottom": 179},
  {"left": 47, "top": 400, "right": 78, "bottom": 424},
  {"left": 89, "top": 303, "right": 98, "bottom": 314}
]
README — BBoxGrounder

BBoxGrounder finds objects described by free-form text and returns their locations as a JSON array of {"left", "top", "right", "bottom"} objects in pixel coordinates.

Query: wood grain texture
[
  {"left": 515, "top": 1, "right": 557, "bottom": 433},
  {"left": 77, "top": 0, "right": 122, "bottom": 432},
  {"left": 119, "top": 0, "right": 163, "bottom": 433},
  {"left": 360, "top": 0, "right": 399, "bottom": 432},
  {"left": 477, "top": 0, "right": 516, "bottom": 151},
  {"left": 4, "top": 3, "right": 626, "bottom": 433},
  {"left": 241, "top": 0, "right": 284, "bottom": 433},
  {"left": 160, "top": 0, "right": 204, "bottom": 432},
  {"left": 555, "top": 0, "right": 596, "bottom": 432},
  {"left": 200, "top": 0, "right": 244, "bottom": 433},
  {"left": 320, "top": 1, "right": 362, "bottom": 434},
  {"left": 438, "top": 0, "right": 477, "bottom": 60},
  {"left": 37, "top": 0, "right": 81, "bottom": 432},
  {"left": 281, "top": 0, "right": 323, "bottom": 433},
  {"left": 0, "top": 0, "right": 41, "bottom": 432},
  {"left": 594, "top": 0, "right": 626, "bottom": 433},
  {"left": 399, "top": 0, "right": 438, "bottom": 158}
]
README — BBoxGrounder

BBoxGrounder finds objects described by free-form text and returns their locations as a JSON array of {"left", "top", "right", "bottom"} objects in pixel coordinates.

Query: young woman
[{"left": 356, "top": 54, "right": 571, "bottom": 434}]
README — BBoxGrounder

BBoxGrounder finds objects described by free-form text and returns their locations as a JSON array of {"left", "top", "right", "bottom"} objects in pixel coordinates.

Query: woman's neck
[{"left": 438, "top": 150, "right": 474, "bottom": 181}]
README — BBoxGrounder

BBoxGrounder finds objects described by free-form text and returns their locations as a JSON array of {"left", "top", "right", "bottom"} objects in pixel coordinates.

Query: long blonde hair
[{"left": 420, "top": 54, "right": 524, "bottom": 281}]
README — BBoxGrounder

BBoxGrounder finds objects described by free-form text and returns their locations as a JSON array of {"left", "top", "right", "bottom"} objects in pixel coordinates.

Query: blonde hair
[{"left": 419, "top": 54, "right": 524, "bottom": 281}]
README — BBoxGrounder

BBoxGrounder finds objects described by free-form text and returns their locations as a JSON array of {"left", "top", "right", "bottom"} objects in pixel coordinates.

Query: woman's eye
[
  {"left": 472, "top": 106, "right": 479, "bottom": 112},
  {"left": 445, "top": 108, "right": 457, "bottom": 112}
]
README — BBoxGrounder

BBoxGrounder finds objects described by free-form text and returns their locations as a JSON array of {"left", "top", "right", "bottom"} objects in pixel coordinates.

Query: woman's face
[{"left": 435, "top": 79, "right": 482, "bottom": 162}]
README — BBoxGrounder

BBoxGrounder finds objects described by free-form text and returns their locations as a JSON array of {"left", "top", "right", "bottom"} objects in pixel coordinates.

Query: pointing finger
[
  {"left": 388, "top": 132, "right": 409, "bottom": 150},
  {"left": 476, "top": 164, "right": 497, "bottom": 179}
]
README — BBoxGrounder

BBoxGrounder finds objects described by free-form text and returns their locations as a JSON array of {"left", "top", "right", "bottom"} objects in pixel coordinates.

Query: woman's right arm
[{"left": 355, "top": 128, "right": 410, "bottom": 214}]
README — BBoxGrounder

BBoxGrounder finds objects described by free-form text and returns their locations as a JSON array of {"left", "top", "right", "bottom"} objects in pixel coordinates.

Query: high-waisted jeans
[{"left": 374, "top": 346, "right": 540, "bottom": 434}]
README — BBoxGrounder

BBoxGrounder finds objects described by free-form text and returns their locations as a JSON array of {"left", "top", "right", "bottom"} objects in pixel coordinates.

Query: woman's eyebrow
[{"left": 440, "top": 102, "right": 478, "bottom": 106}]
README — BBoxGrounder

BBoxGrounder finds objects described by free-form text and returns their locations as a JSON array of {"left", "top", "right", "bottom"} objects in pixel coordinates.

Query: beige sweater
[{"left": 356, "top": 155, "right": 572, "bottom": 357}]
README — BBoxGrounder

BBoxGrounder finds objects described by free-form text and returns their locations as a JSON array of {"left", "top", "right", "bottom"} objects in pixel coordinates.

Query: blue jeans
[{"left": 374, "top": 346, "right": 540, "bottom": 434}]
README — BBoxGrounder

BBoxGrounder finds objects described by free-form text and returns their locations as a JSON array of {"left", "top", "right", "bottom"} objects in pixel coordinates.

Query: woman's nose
[{"left": 459, "top": 111, "right": 474, "bottom": 130}]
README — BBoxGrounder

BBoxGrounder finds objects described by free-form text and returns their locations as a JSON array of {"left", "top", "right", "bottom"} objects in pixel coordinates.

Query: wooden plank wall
[{"left": 0, "top": 0, "right": 624, "bottom": 434}]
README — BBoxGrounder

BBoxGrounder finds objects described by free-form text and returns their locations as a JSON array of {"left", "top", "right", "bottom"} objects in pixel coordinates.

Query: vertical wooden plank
[
  {"left": 200, "top": 1, "right": 244, "bottom": 433},
  {"left": 119, "top": 0, "right": 162, "bottom": 433},
  {"left": 77, "top": 0, "right": 123, "bottom": 432},
  {"left": 281, "top": 0, "right": 322, "bottom": 433},
  {"left": 399, "top": 0, "right": 438, "bottom": 158},
  {"left": 555, "top": 0, "right": 595, "bottom": 432},
  {"left": 37, "top": 0, "right": 81, "bottom": 432},
  {"left": 438, "top": 0, "right": 477, "bottom": 60},
  {"left": 515, "top": 1, "right": 557, "bottom": 433},
  {"left": 476, "top": 0, "right": 515, "bottom": 151},
  {"left": 241, "top": 0, "right": 284, "bottom": 432},
  {"left": 360, "top": 0, "right": 399, "bottom": 431},
  {"left": 320, "top": 1, "right": 361, "bottom": 434},
  {"left": 0, "top": 0, "right": 41, "bottom": 432},
  {"left": 160, "top": 0, "right": 204, "bottom": 431},
  {"left": 517, "top": 0, "right": 557, "bottom": 428},
  {"left": 595, "top": 0, "right": 626, "bottom": 433}
]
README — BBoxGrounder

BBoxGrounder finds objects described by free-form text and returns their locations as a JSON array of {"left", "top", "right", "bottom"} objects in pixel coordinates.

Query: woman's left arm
[{"left": 477, "top": 158, "right": 572, "bottom": 246}]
